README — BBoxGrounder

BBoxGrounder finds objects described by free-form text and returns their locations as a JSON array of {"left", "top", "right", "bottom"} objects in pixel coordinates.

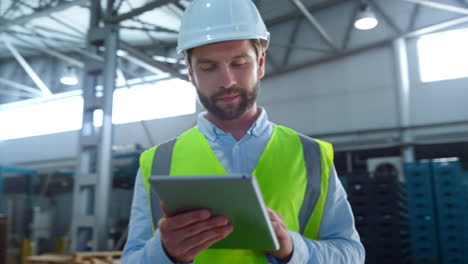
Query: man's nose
[{"left": 218, "top": 66, "right": 237, "bottom": 89}]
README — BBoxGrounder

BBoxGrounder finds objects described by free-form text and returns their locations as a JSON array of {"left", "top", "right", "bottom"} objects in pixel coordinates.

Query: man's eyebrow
[
  {"left": 194, "top": 53, "right": 252, "bottom": 65},
  {"left": 195, "top": 58, "right": 217, "bottom": 65},
  {"left": 232, "top": 53, "right": 251, "bottom": 60}
]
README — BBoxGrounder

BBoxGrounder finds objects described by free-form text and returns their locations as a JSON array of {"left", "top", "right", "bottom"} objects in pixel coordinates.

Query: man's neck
[{"left": 205, "top": 106, "right": 261, "bottom": 141}]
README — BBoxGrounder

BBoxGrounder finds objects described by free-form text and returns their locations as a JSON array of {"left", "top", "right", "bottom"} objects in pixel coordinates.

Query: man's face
[{"left": 188, "top": 40, "right": 265, "bottom": 120}]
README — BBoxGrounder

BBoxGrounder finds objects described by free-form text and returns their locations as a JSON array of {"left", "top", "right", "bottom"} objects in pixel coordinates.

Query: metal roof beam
[
  {"left": 119, "top": 42, "right": 188, "bottom": 81},
  {"left": 267, "top": 38, "right": 392, "bottom": 78},
  {"left": 0, "top": 0, "right": 88, "bottom": 33},
  {"left": 11, "top": 34, "right": 85, "bottom": 68},
  {"left": 0, "top": 89, "right": 37, "bottom": 98},
  {"left": 282, "top": 16, "right": 303, "bottom": 66},
  {"left": 105, "top": 0, "right": 179, "bottom": 24},
  {"left": 0, "top": 78, "right": 44, "bottom": 96},
  {"left": 290, "top": 0, "right": 338, "bottom": 51},
  {"left": 456, "top": 0, "right": 468, "bottom": 8},
  {"left": 266, "top": 0, "right": 348, "bottom": 27},
  {"left": 10, "top": 27, "right": 85, "bottom": 68},
  {"left": 4, "top": 29, "right": 83, "bottom": 46},
  {"left": 368, "top": 0, "right": 403, "bottom": 34},
  {"left": 1, "top": 36, "right": 53, "bottom": 96},
  {"left": 407, "top": 4, "right": 421, "bottom": 31},
  {"left": 400, "top": 0, "right": 468, "bottom": 15},
  {"left": 267, "top": 14, "right": 468, "bottom": 78},
  {"left": 1, "top": 1, "right": 18, "bottom": 19},
  {"left": 48, "top": 14, "right": 86, "bottom": 36},
  {"left": 403, "top": 15, "right": 468, "bottom": 38},
  {"left": 341, "top": 0, "right": 360, "bottom": 50}
]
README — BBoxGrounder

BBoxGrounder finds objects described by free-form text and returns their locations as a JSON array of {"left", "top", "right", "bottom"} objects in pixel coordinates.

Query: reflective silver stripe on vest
[
  {"left": 297, "top": 134, "right": 322, "bottom": 235},
  {"left": 150, "top": 138, "right": 177, "bottom": 229}
]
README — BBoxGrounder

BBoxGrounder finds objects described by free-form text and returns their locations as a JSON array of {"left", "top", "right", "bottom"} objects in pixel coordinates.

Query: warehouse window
[
  {"left": 417, "top": 27, "right": 468, "bottom": 82},
  {"left": 0, "top": 95, "right": 83, "bottom": 140},
  {"left": 0, "top": 79, "right": 196, "bottom": 140}
]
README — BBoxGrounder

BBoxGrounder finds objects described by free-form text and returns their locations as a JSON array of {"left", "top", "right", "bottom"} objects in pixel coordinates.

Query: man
[{"left": 122, "top": 0, "right": 365, "bottom": 263}]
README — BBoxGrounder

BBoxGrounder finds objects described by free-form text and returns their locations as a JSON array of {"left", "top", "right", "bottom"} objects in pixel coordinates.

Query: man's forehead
[{"left": 191, "top": 40, "right": 256, "bottom": 60}]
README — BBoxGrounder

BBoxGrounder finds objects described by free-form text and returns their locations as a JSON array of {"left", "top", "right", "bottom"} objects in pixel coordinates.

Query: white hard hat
[{"left": 176, "top": 0, "right": 270, "bottom": 54}]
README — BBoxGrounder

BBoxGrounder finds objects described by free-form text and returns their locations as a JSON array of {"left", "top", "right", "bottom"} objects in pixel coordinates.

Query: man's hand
[
  {"left": 158, "top": 204, "right": 233, "bottom": 262},
  {"left": 267, "top": 208, "right": 294, "bottom": 261}
]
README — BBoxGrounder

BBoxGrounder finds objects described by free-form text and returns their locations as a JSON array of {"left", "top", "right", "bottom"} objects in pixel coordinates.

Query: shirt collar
[{"left": 197, "top": 107, "right": 270, "bottom": 141}]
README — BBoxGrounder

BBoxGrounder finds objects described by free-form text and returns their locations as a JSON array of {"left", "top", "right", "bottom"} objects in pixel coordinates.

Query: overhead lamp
[
  {"left": 354, "top": 3, "right": 378, "bottom": 30},
  {"left": 60, "top": 66, "right": 79, "bottom": 86},
  {"left": 117, "top": 49, "right": 128, "bottom": 57}
]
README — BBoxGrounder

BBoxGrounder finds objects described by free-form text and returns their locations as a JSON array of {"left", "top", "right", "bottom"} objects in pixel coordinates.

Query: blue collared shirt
[{"left": 122, "top": 109, "right": 365, "bottom": 264}]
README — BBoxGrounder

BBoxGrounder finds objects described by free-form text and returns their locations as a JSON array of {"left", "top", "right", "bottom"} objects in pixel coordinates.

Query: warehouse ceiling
[{"left": 1, "top": 0, "right": 468, "bottom": 105}]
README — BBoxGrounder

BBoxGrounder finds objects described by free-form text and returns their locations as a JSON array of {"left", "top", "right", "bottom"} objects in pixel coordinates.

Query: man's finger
[
  {"left": 268, "top": 208, "right": 284, "bottom": 223},
  {"left": 160, "top": 203, "right": 170, "bottom": 217},
  {"left": 268, "top": 208, "right": 282, "bottom": 221},
  {"left": 272, "top": 221, "right": 289, "bottom": 240},
  {"left": 181, "top": 224, "right": 233, "bottom": 254},
  {"left": 166, "top": 209, "right": 212, "bottom": 230},
  {"left": 173, "top": 215, "right": 229, "bottom": 239},
  {"left": 268, "top": 208, "right": 287, "bottom": 230},
  {"left": 181, "top": 232, "right": 229, "bottom": 262},
  {"left": 269, "top": 208, "right": 284, "bottom": 220}
]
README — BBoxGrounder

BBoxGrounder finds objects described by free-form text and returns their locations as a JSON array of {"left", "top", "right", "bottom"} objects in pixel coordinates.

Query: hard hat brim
[{"left": 177, "top": 33, "right": 270, "bottom": 54}]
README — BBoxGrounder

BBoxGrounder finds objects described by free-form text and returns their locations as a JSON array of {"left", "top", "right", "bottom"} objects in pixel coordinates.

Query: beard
[{"left": 196, "top": 81, "right": 259, "bottom": 121}]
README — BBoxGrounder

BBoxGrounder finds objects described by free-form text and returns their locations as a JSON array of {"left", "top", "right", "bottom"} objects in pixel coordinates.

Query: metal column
[
  {"left": 95, "top": 21, "right": 118, "bottom": 251},
  {"left": 393, "top": 38, "right": 415, "bottom": 163},
  {"left": 70, "top": 0, "right": 119, "bottom": 252}
]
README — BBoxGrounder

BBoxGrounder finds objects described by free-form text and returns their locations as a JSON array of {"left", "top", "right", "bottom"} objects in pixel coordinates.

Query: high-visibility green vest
[{"left": 140, "top": 125, "right": 334, "bottom": 264}]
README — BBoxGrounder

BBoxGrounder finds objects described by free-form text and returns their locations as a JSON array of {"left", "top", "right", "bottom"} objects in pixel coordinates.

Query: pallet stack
[
  {"left": 347, "top": 173, "right": 409, "bottom": 264},
  {"left": 405, "top": 162, "right": 440, "bottom": 264},
  {"left": 0, "top": 217, "right": 7, "bottom": 264},
  {"left": 27, "top": 254, "right": 72, "bottom": 264},
  {"left": 463, "top": 170, "right": 468, "bottom": 264},
  {"left": 432, "top": 161, "right": 466, "bottom": 264},
  {"left": 27, "top": 251, "right": 121, "bottom": 264},
  {"left": 405, "top": 160, "right": 468, "bottom": 264}
]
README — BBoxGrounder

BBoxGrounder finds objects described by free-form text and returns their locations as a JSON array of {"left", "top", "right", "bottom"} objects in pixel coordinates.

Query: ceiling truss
[{"left": 1, "top": 0, "right": 468, "bottom": 102}]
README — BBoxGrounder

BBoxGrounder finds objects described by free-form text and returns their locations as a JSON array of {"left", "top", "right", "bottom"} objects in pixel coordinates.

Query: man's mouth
[{"left": 218, "top": 94, "right": 240, "bottom": 103}]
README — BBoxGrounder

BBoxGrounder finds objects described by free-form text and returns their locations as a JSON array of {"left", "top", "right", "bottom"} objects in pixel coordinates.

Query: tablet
[{"left": 149, "top": 175, "right": 280, "bottom": 251}]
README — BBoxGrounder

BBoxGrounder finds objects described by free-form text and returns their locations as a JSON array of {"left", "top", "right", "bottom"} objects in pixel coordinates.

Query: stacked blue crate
[
  {"left": 405, "top": 162, "right": 440, "bottom": 264},
  {"left": 348, "top": 173, "right": 409, "bottom": 264},
  {"left": 432, "top": 161, "right": 465, "bottom": 264},
  {"left": 460, "top": 170, "right": 468, "bottom": 264}
]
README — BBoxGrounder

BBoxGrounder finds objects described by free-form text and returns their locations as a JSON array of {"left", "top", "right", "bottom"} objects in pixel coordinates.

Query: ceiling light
[
  {"left": 117, "top": 49, "right": 128, "bottom": 57},
  {"left": 354, "top": 4, "right": 378, "bottom": 30},
  {"left": 60, "top": 66, "right": 79, "bottom": 86}
]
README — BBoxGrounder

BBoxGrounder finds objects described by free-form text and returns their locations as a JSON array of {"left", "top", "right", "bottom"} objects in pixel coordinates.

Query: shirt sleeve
[
  {"left": 122, "top": 169, "right": 192, "bottom": 264},
  {"left": 268, "top": 166, "right": 366, "bottom": 264}
]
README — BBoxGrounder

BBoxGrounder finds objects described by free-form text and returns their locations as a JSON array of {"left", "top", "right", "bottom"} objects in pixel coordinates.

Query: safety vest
[{"left": 140, "top": 125, "right": 334, "bottom": 264}]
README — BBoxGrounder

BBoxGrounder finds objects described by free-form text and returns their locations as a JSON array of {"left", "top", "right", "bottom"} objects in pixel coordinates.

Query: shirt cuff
[{"left": 266, "top": 231, "right": 310, "bottom": 264}]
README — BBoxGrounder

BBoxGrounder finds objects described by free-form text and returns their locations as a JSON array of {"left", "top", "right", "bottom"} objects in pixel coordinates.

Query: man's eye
[
  {"left": 200, "top": 65, "right": 216, "bottom": 71},
  {"left": 232, "top": 61, "right": 247, "bottom": 67}
]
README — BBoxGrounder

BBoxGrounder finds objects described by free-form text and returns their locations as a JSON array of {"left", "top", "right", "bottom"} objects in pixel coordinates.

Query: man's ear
[{"left": 258, "top": 51, "right": 266, "bottom": 79}]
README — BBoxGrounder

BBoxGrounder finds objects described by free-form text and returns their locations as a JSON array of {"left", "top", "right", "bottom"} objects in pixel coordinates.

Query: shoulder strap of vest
[
  {"left": 140, "top": 146, "right": 157, "bottom": 192},
  {"left": 304, "top": 137, "right": 334, "bottom": 239},
  {"left": 295, "top": 132, "right": 323, "bottom": 235},
  {"left": 139, "top": 128, "right": 198, "bottom": 231},
  {"left": 274, "top": 126, "right": 334, "bottom": 239}
]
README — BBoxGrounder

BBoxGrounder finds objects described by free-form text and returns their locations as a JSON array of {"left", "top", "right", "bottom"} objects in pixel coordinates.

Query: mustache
[{"left": 212, "top": 87, "right": 245, "bottom": 100}]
